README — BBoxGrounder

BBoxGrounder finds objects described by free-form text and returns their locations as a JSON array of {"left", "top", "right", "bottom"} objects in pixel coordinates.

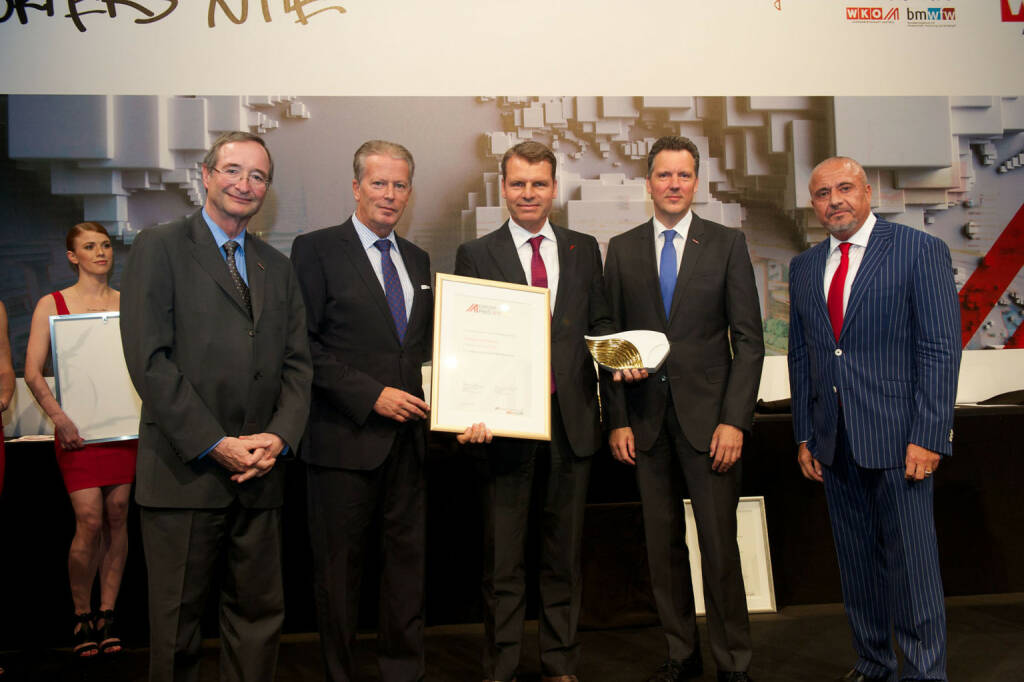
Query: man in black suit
[
  {"left": 454, "top": 141, "right": 615, "bottom": 682},
  {"left": 121, "top": 131, "right": 313, "bottom": 682},
  {"left": 603, "top": 136, "right": 764, "bottom": 682},
  {"left": 291, "top": 140, "right": 436, "bottom": 682}
]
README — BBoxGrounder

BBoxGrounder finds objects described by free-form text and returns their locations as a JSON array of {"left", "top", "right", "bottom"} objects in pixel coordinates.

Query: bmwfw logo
[{"left": 906, "top": 5, "right": 956, "bottom": 25}]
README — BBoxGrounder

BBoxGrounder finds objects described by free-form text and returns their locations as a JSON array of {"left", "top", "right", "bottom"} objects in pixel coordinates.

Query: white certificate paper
[
  {"left": 50, "top": 312, "right": 141, "bottom": 444},
  {"left": 431, "top": 273, "right": 551, "bottom": 440}
]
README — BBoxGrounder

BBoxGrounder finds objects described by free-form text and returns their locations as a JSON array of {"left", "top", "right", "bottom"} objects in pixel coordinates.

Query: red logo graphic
[
  {"left": 845, "top": 7, "right": 899, "bottom": 21},
  {"left": 773, "top": 0, "right": 781, "bottom": 10},
  {"left": 466, "top": 304, "right": 480, "bottom": 312},
  {"left": 1003, "top": 1, "right": 1024, "bottom": 21},
  {"left": 942, "top": 7, "right": 955, "bottom": 20}
]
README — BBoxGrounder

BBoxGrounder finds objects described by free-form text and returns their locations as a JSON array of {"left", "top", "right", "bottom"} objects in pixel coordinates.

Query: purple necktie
[{"left": 375, "top": 239, "right": 407, "bottom": 342}]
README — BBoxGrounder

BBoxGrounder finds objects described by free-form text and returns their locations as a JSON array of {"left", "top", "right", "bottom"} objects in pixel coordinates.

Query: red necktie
[
  {"left": 528, "top": 235, "right": 548, "bottom": 288},
  {"left": 827, "top": 242, "right": 851, "bottom": 342},
  {"left": 528, "top": 235, "right": 556, "bottom": 393}
]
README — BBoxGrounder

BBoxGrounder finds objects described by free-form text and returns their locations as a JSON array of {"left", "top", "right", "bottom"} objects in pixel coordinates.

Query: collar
[
  {"left": 508, "top": 217, "right": 555, "bottom": 250},
  {"left": 829, "top": 213, "right": 876, "bottom": 254},
  {"left": 352, "top": 213, "right": 399, "bottom": 250},
  {"left": 653, "top": 210, "right": 693, "bottom": 242},
  {"left": 203, "top": 207, "right": 247, "bottom": 252}
]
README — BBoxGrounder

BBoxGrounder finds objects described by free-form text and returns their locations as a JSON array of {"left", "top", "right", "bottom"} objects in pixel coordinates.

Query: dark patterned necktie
[
  {"left": 222, "top": 240, "right": 251, "bottom": 317},
  {"left": 375, "top": 239, "right": 407, "bottom": 342}
]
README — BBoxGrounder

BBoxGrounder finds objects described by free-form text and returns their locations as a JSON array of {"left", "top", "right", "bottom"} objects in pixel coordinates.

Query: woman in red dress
[{"left": 24, "top": 223, "right": 136, "bottom": 658}]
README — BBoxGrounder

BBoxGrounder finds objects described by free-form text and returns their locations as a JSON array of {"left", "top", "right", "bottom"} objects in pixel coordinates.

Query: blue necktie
[
  {"left": 375, "top": 239, "right": 407, "bottom": 342},
  {"left": 659, "top": 230, "right": 678, "bottom": 320}
]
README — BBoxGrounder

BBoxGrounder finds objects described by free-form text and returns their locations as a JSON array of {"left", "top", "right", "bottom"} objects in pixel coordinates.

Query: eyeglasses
[{"left": 211, "top": 166, "right": 271, "bottom": 189}]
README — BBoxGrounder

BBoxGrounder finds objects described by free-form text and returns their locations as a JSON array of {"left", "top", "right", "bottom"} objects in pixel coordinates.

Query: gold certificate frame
[{"left": 430, "top": 273, "right": 551, "bottom": 441}]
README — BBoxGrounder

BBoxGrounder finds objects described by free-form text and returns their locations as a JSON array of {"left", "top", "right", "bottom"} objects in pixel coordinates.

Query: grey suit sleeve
[
  {"left": 600, "top": 239, "right": 630, "bottom": 430},
  {"left": 120, "top": 228, "right": 226, "bottom": 462},
  {"left": 291, "top": 233, "right": 386, "bottom": 425},
  {"left": 718, "top": 230, "right": 765, "bottom": 430},
  {"left": 263, "top": 262, "right": 313, "bottom": 452}
]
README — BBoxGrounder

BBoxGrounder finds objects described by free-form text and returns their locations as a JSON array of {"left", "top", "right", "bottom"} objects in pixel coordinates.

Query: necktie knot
[
  {"left": 374, "top": 239, "right": 392, "bottom": 254},
  {"left": 528, "top": 235, "right": 544, "bottom": 253},
  {"left": 223, "top": 240, "right": 239, "bottom": 257},
  {"left": 663, "top": 229, "right": 677, "bottom": 244},
  {"left": 838, "top": 242, "right": 851, "bottom": 257}
]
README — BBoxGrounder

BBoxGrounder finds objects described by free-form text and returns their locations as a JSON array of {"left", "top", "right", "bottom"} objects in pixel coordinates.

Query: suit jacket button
[
  {"left": 949, "top": 428, "right": 954, "bottom": 442},
  {"left": 248, "top": 329, "right": 255, "bottom": 337},
  {"left": 832, "top": 385, "right": 837, "bottom": 393},
  {"left": 254, "top": 371, "right": 262, "bottom": 380},
  {"left": 834, "top": 348, "right": 843, "bottom": 356},
  {"left": 659, "top": 375, "right": 668, "bottom": 383}
]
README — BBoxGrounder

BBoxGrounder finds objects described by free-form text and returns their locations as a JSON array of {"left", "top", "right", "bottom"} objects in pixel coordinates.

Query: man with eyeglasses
[
  {"left": 121, "top": 131, "right": 313, "bottom": 682},
  {"left": 292, "top": 140, "right": 482, "bottom": 682}
]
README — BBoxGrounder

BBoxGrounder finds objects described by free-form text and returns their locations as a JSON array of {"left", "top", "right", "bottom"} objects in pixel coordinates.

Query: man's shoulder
[
  {"left": 458, "top": 222, "right": 508, "bottom": 252},
  {"left": 607, "top": 220, "right": 653, "bottom": 248},
  {"left": 553, "top": 223, "right": 599, "bottom": 249},
  {"left": 293, "top": 220, "right": 352, "bottom": 247},
  {"left": 396, "top": 232, "right": 429, "bottom": 261},
  {"left": 880, "top": 219, "right": 943, "bottom": 249}
]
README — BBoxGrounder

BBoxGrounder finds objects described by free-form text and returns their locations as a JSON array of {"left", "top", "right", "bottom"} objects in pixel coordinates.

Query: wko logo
[
  {"left": 1004, "top": 1, "right": 1024, "bottom": 22},
  {"left": 846, "top": 7, "right": 900, "bottom": 22}
]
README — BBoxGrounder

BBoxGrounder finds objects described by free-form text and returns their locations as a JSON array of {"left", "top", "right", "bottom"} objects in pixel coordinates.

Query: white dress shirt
[
  {"left": 509, "top": 218, "right": 559, "bottom": 314},
  {"left": 822, "top": 213, "right": 876, "bottom": 314},
  {"left": 352, "top": 214, "right": 415, "bottom": 319},
  {"left": 653, "top": 211, "right": 693, "bottom": 277}
]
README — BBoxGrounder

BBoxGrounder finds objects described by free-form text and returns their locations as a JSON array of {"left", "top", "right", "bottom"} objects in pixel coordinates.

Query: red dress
[{"left": 51, "top": 291, "right": 137, "bottom": 493}]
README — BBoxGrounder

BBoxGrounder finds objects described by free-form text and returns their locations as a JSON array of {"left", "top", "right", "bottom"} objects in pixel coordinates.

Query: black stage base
[{"left": 2, "top": 594, "right": 1021, "bottom": 681}]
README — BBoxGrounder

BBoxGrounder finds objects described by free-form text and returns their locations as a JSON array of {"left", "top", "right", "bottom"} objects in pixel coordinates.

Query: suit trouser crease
[
  {"left": 307, "top": 430, "right": 426, "bottom": 682},
  {"left": 635, "top": 399, "right": 752, "bottom": 672},
  {"left": 141, "top": 505, "right": 284, "bottom": 682},
  {"left": 822, "top": 416, "right": 947, "bottom": 681},
  {"left": 482, "top": 395, "right": 590, "bottom": 680}
]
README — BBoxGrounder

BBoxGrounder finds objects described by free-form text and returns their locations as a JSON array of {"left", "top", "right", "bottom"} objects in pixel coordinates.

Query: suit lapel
[
  {"left": 186, "top": 213, "right": 250, "bottom": 319},
  {"left": 397, "top": 236, "right": 428, "bottom": 345},
  {"left": 551, "top": 225, "right": 571, "bottom": 321},
  {"left": 632, "top": 220, "right": 665, "bottom": 328},
  {"left": 245, "top": 238, "right": 266, "bottom": 325},
  {"left": 842, "top": 218, "right": 893, "bottom": 337},
  {"left": 810, "top": 239, "right": 831, "bottom": 331},
  {"left": 487, "top": 222, "right": 529, "bottom": 286},
  {"left": 337, "top": 221, "right": 401, "bottom": 341},
  {"left": 668, "top": 214, "right": 708, "bottom": 322}
]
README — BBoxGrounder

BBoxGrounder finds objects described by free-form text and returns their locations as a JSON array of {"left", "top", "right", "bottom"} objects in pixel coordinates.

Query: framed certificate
[
  {"left": 50, "top": 312, "right": 141, "bottom": 444},
  {"left": 685, "top": 495, "right": 777, "bottom": 614},
  {"left": 430, "top": 272, "right": 551, "bottom": 440}
]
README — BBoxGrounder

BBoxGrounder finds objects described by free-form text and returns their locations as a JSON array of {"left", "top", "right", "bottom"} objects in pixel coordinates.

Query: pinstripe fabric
[
  {"left": 787, "top": 219, "right": 960, "bottom": 681},
  {"left": 788, "top": 220, "right": 961, "bottom": 468}
]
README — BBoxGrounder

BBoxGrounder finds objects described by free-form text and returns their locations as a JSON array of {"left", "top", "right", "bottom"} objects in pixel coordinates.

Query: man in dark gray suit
[
  {"left": 603, "top": 136, "right": 763, "bottom": 682},
  {"left": 121, "top": 131, "right": 312, "bottom": 682},
  {"left": 455, "top": 141, "right": 615, "bottom": 682}
]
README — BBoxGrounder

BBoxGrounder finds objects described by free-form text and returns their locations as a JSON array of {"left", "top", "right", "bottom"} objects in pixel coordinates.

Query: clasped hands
[{"left": 211, "top": 433, "right": 285, "bottom": 483}]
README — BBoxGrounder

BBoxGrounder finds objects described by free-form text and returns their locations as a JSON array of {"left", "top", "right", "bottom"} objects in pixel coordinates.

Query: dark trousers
[
  {"left": 481, "top": 395, "right": 591, "bottom": 681},
  {"left": 140, "top": 504, "right": 284, "bottom": 682},
  {"left": 822, "top": 412, "right": 946, "bottom": 681},
  {"left": 307, "top": 430, "right": 426, "bottom": 682},
  {"left": 635, "top": 397, "right": 751, "bottom": 673}
]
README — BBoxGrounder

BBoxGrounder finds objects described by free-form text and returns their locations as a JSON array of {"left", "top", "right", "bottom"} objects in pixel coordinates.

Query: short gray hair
[
  {"left": 202, "top": 131, "right": 274, "bottom": 182},
  {"left": 353, "top": 140, "right": 415, "bottom": 183}
]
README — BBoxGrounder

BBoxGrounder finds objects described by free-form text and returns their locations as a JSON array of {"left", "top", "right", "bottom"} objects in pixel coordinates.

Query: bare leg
[
  {"left": 68, "top": 487, "right": 104, "bottom": 656},
  {"left": 96, "top": 483, "right": 131, "bottom": 653}
]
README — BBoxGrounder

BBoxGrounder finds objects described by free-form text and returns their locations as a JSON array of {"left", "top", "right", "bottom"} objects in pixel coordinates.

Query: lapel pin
[
  {"left": 569, "top": 244, "right": 576, "bottom": 251},
  {"left": 691, "top": 238, "right": 700, "bottom": 245},
  {"left": 257, "top": 262, "right": 265, "bottom": 271}
]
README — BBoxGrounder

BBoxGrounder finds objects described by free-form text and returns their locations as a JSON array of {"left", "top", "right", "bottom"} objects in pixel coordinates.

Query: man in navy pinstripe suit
[{"left": 787, "top": 157, "right": 961, "bottom": 682}]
